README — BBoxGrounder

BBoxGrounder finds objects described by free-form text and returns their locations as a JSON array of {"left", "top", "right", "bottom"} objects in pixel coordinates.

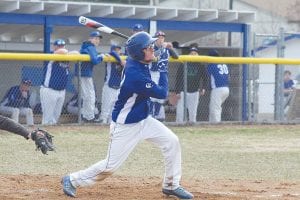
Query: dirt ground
[{"left": 0, "top": 175, "right": 299, "bottom": 200}]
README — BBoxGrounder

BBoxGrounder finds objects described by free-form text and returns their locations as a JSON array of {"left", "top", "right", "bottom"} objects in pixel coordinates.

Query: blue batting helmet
[
  {"left": 53, "top": 39, "right": 65, "bottom": 46},
  {"left": 125, "top": 32, "right": 158, "bottom": 61}
]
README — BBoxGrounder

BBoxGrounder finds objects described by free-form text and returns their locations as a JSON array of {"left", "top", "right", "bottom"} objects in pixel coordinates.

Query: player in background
[
  {"left": 62, "top": 32, "right": 194, "bottom": 199},
  {"left": 66, "top": 91, "right": 99, "bottom": 118},
  {"left": 98, "top": 44, "right": 125, "bottom": 124},
  {"left": 149, "top": 31, "right": 179, "bottom": 121},
  {"left": 132, "top": 23, "right": 144, "bottom": 34},
  {"left": 40, "top": 39, "right": 72, "bottom": 125},
  {"left": 0, "top": 79, "right": 34, "bottom": 125},
  {"left": 175, "top": 47, "right": 209, "bottom": 124},
  {"left": 283, "top": 70, "right": 296, "bottom": 110},
  {"left": 75, "top": 31, "right": 104, "bottom": 122},
  {"left": 207, "top": 49, "right": 229, "bottom": 123}
]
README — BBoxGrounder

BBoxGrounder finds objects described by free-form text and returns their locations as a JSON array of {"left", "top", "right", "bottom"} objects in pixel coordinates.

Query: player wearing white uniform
[
  {"left": 207, "top": 49, "right": 229, "bottom": 123},
  {"left": 62, "top": 32, "right": 194, "bottom": 199},
  {"left": 149, "top": 31, "right": 178, "bottom": 121},
  {"left": 66, "top": 92, "right": 99, "bottom": 117},
  {"left": 40, "top": 39, "right": 70, "bottom": 125},
  {"left": 99, "top": 45, "right": 125, "bottom": 124},
  {"left": 75, "top": 31, "right": 104, "bottom": 122}
]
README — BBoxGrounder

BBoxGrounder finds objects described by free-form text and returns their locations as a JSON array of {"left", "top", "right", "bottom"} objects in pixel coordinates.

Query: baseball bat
[{"left": 78, "top": 16, "right": 129, "bottom": 39}]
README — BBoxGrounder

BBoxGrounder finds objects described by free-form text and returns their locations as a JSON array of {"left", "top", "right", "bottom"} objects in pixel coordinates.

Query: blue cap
[
  {"left": 111, "top": 44, "right": 122, "bottom": 51},
  {"left": 53, "top": 39, "right": 66, "bottom": 46},
  {"left": 208, "top": 49, "right": 219, "bottom": 56},
  {"left": 189, "top": 47, "right": 198, "bottom": 52},
  {"left": 132, "top": 24, "right": 144, "bottom": 32},
  {"left": 22, "top": 79, "right": 32, "bottom": 85},
  {"left": 90, "top": 31, "right": 102, "bottom": 38}
]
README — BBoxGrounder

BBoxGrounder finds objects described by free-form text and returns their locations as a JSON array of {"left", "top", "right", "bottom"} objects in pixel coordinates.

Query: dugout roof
[{"left": 0, "top": 0, "right": 255, "bottom": 51}]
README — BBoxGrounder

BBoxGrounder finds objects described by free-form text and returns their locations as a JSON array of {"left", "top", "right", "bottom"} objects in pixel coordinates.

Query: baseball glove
[{"left": 31, "top": 129, "right": 55, "bottom": 155}]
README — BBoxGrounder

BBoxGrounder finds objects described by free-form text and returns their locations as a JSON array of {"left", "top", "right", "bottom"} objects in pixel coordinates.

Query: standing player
[
  {"left": 75, "top": 31, "right": 104, "bottom": 122},
  {"left": 175, "top": 47, "right": 209, "bottom": 124},
  {"left": 149, "top": 31, "right": 178, "bottom": 121},
  {"left": 99, "top": 44, "right": 125, "bottom": 124},
  {"left": 283, "top": 70, "right": 296, "bottom": 109},
  {"left": 0, "top": 114, "right": 54, "bottom": 154},
  {"left": 40, "top": 39, "right": 71, "bottom": 125},
  {"left": 62, "top": 32, "right": 194, "bottom": 199},
  {"left": 207, "top": 49, "right": 229, "bottom": 123}
]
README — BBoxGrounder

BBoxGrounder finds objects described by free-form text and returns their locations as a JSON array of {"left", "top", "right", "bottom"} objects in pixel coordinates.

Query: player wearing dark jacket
[
  {"left": 0, "top": 80, "right": 34, "bottom": 125},
  {"left": 175, "top": 47, "right": 209, "bottom": 123}
]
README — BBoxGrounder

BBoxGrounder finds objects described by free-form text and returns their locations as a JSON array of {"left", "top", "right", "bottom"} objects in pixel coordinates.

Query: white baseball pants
[
  {"left": 67, "top": 104, "right": 99, "bottom": 116},
  {"left": 100, "top": 84, "right": 119, "bottom": 124},
  {"left": 40, "top": 86, "right": 65, "bottom": 125},
  {"left": 176, "top": 91, "right": 199, "bottom": 123},
  {"left": 69, "top": 116, "right": 182, "bottom": 190},
  {"left": 80, "top": 77, "right": 96, "bottom": 120},
  {"left": 209, "top": 87, "right": 229, "bottom": 123},
  {"left": 0, "top": 106, "right": 34, "bottom": 125}
]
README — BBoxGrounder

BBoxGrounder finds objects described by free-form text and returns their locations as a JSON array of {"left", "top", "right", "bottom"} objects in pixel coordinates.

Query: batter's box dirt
[{"left": 0, "top": 175, "right": 299, "bottom": 200}]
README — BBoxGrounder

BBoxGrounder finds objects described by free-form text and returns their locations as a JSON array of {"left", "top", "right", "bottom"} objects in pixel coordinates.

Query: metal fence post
[
  {"left": 77, "top": 62, "right": 82, "bottom": 124},
  {"left": 183, "top": 62, "right": 188, "bottom": 123},
  {"left": 274, "top": 28, "right": 285, "bottom": 121}
]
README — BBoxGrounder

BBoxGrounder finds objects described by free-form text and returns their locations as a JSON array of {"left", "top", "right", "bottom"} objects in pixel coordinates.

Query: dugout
[{"left": 0, "top": 0, "right": 255, "bottom": 123}]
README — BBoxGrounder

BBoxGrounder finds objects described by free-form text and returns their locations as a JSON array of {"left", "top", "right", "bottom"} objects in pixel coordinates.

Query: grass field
[{"left": 0, "top": 124, "right": 300, "bottom": 199}]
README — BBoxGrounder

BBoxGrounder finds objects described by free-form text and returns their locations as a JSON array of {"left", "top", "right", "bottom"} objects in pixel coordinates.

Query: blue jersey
[
  {"left": 150, "top": 46, "right": 170, "bottom": 72},
  {"left": 42, "top": 61, "right": 69, "bottom": 91},
  {"left": 75, "top": 41, "right": 103, "bottom": 77},
  {"left": 1, "top": 86, "right": 31, "bottom": 108},
  {"left": 284, "top": 79, "right": 294, "bottom": 89},
  {"left": 207, "top": 63, "right": 229, "bottom": 88},
  {"left": 284, "top": 79, "right": 295, "bottom": 97},
  {"left": 150, "top": 45, "right": 178, "bottom": 72},
  {"left": 104, "top": 51, "right": 123, "bottom": 89},
  {"left": 112, "top": 58, "right": 168, "bottom": 124}
]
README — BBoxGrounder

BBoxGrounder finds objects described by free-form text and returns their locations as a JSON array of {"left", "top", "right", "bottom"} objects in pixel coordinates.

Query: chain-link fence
[
  {"left": 0, "top": 51, "right": 244, "bottom": 125},
  {"left": 1, "top": 48, "right": 300, "bottom": 125},
  {"left": 251, "top": 28, "right": 300, "bottom": 122}
]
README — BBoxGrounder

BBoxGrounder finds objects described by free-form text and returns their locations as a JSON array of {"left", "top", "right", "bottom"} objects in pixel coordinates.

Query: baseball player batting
[{"left": 61, "top": 32, "right": 194, "bottom": 199}]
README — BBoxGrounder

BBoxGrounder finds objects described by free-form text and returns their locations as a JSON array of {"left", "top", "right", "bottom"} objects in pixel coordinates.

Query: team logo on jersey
[{"left": 145, "top": 82, "right": 152, "bottom": 88}]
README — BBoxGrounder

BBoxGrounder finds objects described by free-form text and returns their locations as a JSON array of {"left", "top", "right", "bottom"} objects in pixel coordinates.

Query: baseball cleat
[
  {"left": 162, "top": 186, "right": 194, "bottom": 199},
  {"left": 62, "top": 175, "right": 76, "bottom": 197}
]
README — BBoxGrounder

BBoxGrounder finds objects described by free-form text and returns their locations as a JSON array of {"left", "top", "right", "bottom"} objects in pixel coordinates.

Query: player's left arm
[
  {"left": 134, "top": 72, "right": 168, "bottom": 99},
  {"left": 0, "top": 115, "right": 31, "bottom": 139}
]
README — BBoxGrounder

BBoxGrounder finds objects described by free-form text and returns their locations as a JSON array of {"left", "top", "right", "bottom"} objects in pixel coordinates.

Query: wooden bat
[{"left": 78, "top": 16, "right": 129, "bottom": 39}]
